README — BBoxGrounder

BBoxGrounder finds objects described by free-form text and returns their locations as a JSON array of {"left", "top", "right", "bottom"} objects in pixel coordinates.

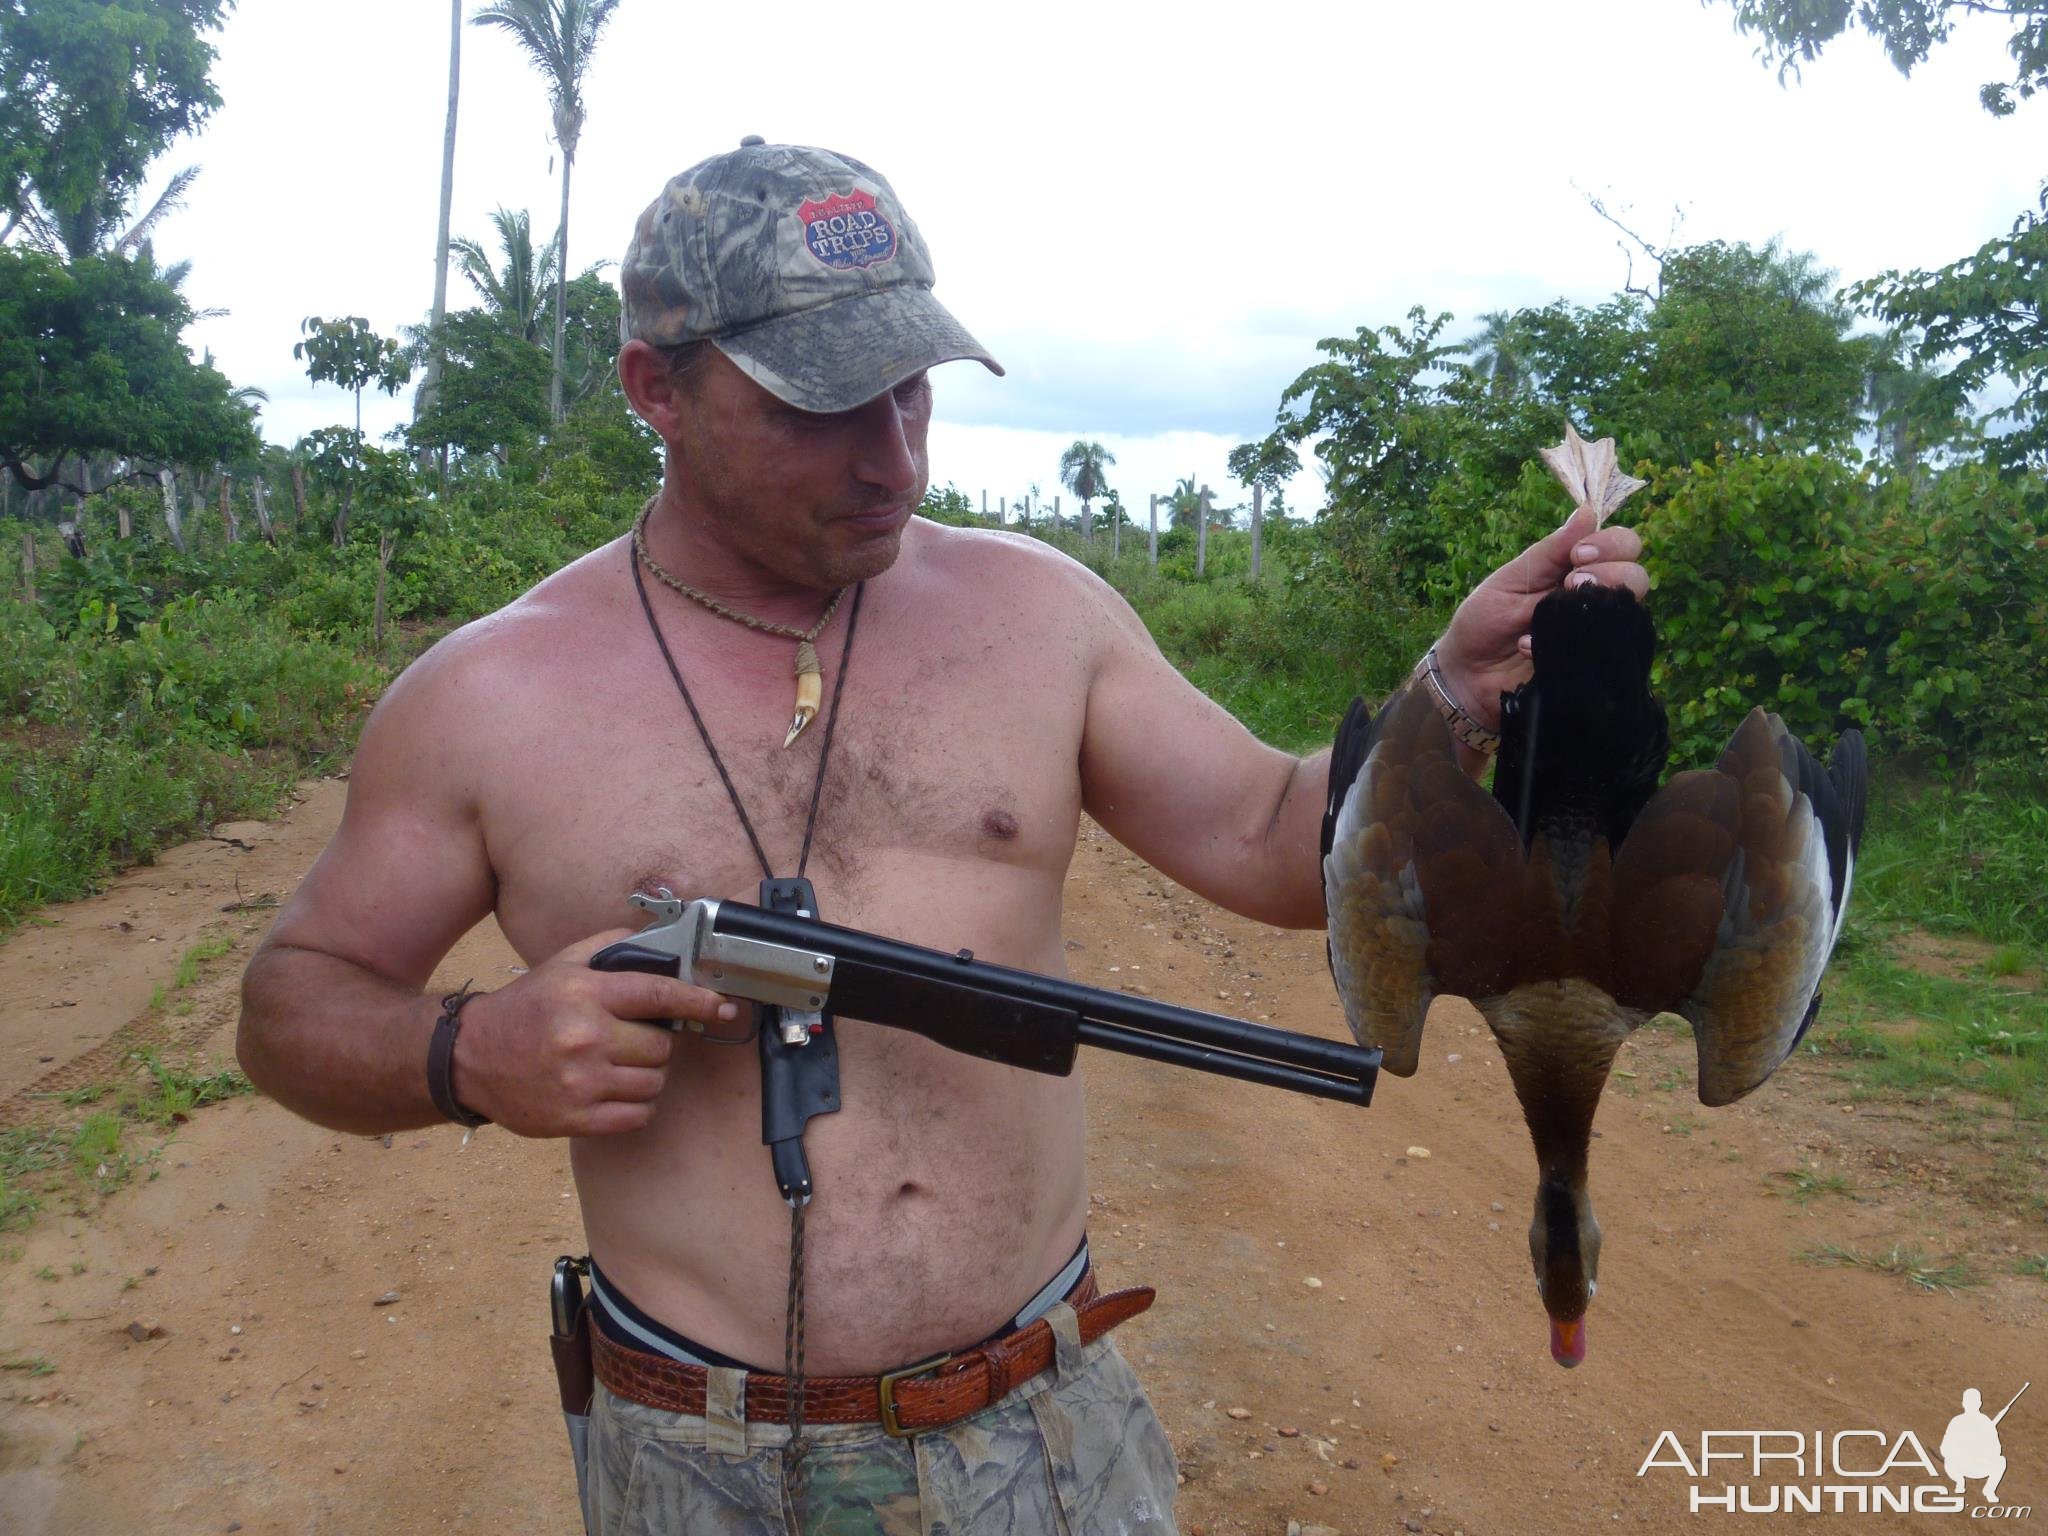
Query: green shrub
[{"left": 1642, "top": 453, "right": 2048, "bottom": 764}]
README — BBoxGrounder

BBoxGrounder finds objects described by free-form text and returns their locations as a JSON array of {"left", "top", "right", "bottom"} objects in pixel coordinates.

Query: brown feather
[
  {"left": 1324, "top": 685, "right": 1546, "bottom": 1069},
  {"left": 1612, "top": 709, "right": 1843, "bottom": 1105}
]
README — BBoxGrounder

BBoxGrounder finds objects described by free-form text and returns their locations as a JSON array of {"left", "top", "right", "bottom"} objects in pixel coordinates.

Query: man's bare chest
[{"left": 477, "top": 615, "right": 1087, "bottom": 963}]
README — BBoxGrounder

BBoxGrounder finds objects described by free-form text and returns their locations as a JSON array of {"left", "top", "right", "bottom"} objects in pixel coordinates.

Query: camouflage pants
[{"left": 581, "top": 1301, "right": 1179, "bottom": 1535}]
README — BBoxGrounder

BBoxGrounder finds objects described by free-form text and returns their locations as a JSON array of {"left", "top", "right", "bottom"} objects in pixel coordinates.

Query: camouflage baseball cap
[{"left": 620, "top": 138, "right": 1003, "bottom": 413}]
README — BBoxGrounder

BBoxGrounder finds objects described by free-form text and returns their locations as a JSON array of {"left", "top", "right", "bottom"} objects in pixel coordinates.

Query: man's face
[{"left": 668, "top": 348, "right": 932, "bottom": 589}]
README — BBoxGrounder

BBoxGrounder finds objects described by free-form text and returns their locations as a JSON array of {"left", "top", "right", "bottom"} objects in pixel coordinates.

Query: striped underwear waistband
[{"left": 587, "top": 1235, "right": 1092, "bottom": 1376}]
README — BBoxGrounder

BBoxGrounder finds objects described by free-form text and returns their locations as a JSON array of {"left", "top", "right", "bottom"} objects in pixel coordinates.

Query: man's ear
[{"left": 618, "top": 339, "right": 685, "bottom": 440}]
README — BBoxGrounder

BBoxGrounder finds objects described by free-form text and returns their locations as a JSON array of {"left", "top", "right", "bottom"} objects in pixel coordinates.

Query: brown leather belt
[{"left": 590, "top": 1267, "right": 1155, "bottom": 1437}]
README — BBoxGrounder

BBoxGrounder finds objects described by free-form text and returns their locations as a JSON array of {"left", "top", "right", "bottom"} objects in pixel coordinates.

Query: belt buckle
[{"left": 876, "top": 1352, "right": 953, "bottom": 1438}]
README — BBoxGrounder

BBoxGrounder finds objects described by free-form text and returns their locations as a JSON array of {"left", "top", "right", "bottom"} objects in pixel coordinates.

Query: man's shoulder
[
  {"left": 384, "top": 537, "right": 626, "bottom": 708},
  {"left": 910, "top": 517, "right": 1122, "bottom": 611}
]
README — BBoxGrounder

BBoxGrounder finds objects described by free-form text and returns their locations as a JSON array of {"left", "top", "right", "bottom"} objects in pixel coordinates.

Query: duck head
[{"left": 1529, "top": 1170, "right": 1600, "bottom": 1367}]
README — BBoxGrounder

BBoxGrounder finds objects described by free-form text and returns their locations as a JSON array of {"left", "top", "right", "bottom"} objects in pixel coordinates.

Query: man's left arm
[{"left": 1078, "top": 506, "right": 1647, "bottom": 930}]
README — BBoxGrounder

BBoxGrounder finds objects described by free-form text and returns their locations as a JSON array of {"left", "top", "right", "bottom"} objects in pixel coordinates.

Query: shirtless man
[{"left": 237, "top": 140, "right": 1648, "bottom": 1535}]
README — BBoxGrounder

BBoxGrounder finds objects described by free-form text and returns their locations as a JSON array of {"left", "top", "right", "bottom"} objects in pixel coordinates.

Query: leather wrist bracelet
[
  {"left": 1411, "top": 644, "right": 1502, "bottom": 757},
  {"left": 426, "top": 984, "right": 490, "bottom": 1129}
]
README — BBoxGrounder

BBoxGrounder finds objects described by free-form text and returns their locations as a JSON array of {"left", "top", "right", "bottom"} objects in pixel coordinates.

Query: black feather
[
  {"left": 1321, "top": 692, "right": 1381, "bottom": 978},
  {"left": 1322, "top": 694, "right": 1376, "bottom": 861},
  {"left": 1493, "top": 587, "right": 1670, "bottom": 849}
]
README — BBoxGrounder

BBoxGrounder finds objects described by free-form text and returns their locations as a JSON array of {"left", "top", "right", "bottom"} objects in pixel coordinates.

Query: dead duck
[{"left": 1322, "top": 583, "right": 1866, "bottom": 1366}]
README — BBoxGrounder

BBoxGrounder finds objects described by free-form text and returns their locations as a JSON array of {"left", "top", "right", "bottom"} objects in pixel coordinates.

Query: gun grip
[
  {"left": 588, "top": 940, "right": 681, "bottom": 977},
  {"left": 758, "top": 878, "right": 839, "bottom": 1204},
  {"left": 587, "top": 939, "right": 685, "bottom": 1032}
]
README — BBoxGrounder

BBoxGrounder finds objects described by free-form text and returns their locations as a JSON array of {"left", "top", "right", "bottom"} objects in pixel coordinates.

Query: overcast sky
[{"left": 160, "top": 0, "right": 2040, "bottom": 520}]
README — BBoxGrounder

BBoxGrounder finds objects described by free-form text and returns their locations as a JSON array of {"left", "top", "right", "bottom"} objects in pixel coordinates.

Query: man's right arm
[{"left": 237, "top": 632, "right": 734, "bottom": 1138}]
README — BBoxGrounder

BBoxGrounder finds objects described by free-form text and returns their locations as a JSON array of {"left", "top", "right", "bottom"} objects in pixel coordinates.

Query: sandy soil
[{"left": 0, "top": 783, "right": 2041, "bottom": 1535}]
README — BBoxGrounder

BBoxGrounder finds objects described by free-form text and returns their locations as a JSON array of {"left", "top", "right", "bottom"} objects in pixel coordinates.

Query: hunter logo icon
[
  {"left": 798, "top": 188, "right": 897, "bottom": 271},
  {"left": 1942, "top": 1383, "right": 2026, "bottom": 1506}
]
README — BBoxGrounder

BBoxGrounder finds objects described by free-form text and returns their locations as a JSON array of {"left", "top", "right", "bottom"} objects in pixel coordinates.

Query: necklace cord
[
  {"left": 633, "top": 497, "right": 846, "bottom": 644},
  {"left": 626, "top": 557, "right": 863, "bottom": 881},
  {"left": 626, "top": 546, "right": 864, "bottom": 1517}
]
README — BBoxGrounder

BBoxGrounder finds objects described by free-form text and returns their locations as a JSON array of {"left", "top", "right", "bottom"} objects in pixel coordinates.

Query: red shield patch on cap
[{"left": 798, "top": 189, "right": 898, "bottom": 271}]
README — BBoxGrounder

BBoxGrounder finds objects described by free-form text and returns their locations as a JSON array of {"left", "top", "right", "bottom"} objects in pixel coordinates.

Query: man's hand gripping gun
[{"left": 589, "top": 879, "right": 1382, "bottom": 1206}]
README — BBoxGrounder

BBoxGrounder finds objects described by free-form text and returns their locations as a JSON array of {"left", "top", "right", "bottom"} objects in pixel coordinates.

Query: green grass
[
  {"left": 0, "top": 1053, "right": 254, "bottom": 1244},
  {"left": 0, "top": 1127, "right": 65, "bottom": 1233},
  {"left": 1, "top": 1356, "right": 54, "bottom": 1376},
  {"left": 1854, "top": 771, "right": 2048, "bottom": 951},
  {"left": 1774, "top": 1169, "right": 1858, "bottom": 1204},
  {"left": 172, "top": 934, "right": 233, "bottom": 990},
  {"left": 2014, "top": 1254, "right": 2048, "bottom": 1280},
  {"left": 0, "top": 590, "right": 381, "bottom": 939},
  {"left": 1988, "top": 945, "right": 2031, "bottom": 979},
  {"left": 1802, "top": 1242, "right": 1985, "bottom": 1293},
  {"left": 129, "top": 1051, "right": 253, "bottom": 1128},
  {"left": 1809, "top": 928, "right": 2046, "bottom": 1122},
  {"left": 69, "top": 1112, "right": 125, "bottom": 1186}
]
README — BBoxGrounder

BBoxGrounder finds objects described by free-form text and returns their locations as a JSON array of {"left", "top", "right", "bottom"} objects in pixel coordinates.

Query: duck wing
[
  {"left": 1609, "top": 709, "right": 1867, "bottom": 1106},
  {"left": 1322, "top": 684, "right": 1565, "bottom": 1073}
]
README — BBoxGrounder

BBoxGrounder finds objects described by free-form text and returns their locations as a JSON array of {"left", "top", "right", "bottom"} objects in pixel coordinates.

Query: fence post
[
  {"left": 1148, "top": 494, "right": 1158, "bottom": 567},
  {"left": 1196, "top": 485, "right": 1211, "bottom": 577},
  {"left": 1250, "top": 483, "right": 1263, "bottom": 581},
  {"left": 159, "top": 468, "right": 187, "bottom": 554}
]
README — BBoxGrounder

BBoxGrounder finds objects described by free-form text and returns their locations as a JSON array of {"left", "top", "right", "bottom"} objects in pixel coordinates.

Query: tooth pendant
[{"left": 785, "top": 639, "right": 823, "bottom": 748}]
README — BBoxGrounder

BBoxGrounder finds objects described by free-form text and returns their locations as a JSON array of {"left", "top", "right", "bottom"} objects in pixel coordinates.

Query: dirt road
[{"left": 0, "top": 782, "right": 2040, "bottom": 1534}]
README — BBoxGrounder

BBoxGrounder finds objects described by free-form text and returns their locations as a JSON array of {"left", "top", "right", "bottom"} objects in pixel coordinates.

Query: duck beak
[{"left": 1549, "top": 1316, "right": 1586, "bottom": 1368}]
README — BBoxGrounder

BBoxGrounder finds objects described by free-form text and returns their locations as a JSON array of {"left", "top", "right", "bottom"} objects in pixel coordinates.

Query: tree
[
  {"left": 1634, "top": 239, "right": 1874, "bottom": 463},
  {"left": 553, "top": 265, "right": 623, "bottom": 408},
  {"left": 420, "top": 0, "right": 464, "bottom": 486},
  {"left": 1852, "top": 192, "right": 2048, "bottom": 471},
  {"left": 1259, "top": 307, "right": 1470, "bottom": 560},
  {"left": 471, "top": 0, "right": 621, "bottom": 422},
  {"left": 0, "top": 244, "right": 254, "bottom": 493},
  {"left": 451, "top": 206, "right": 559, "bottom": 344},
  {"left": 1707, "top": 0, "right": 2048, "bottom": 115},
  {"left": 1227, "top": 435, "right": 1299, "bottom": 583},
  {"left": 1709, "top": 0, "right": 2046, "bottom": 467},
  {"left": 1860, "top": 329, "right": 1966, "bottom": 479},
  {"left": 294, "top": 316, "right": 412, "bottom": 546},
  {"left": 1165, "top": 475, "right": 1203, "bottom": 532},
  {"left": 1058, "top": 440, "right": 1116, "bottom": 541},
  {"left": 405, "top": 307, "right": 552, "bottom": 466},
  {"left": 0, "top": 0, "right": 233, "bottom": 247},
  {"left": 1461, "top": 310, "right": 1530, "bottom": 397}
]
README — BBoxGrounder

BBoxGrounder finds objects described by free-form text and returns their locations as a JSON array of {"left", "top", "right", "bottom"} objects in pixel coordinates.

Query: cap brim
[{"left": 714, "top": 286, "right": 1004, "bottom": 414}]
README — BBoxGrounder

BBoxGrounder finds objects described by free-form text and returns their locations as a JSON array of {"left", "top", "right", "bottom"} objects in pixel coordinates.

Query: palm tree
[
  {"left": 17, "top": 164, "right": 201, "bottom": 261},
  {"left": 450, "top": 207, "right": 560, "bottom": 342},
  {"left": 1166, "top": 475, "right": 1202, "bottom": 531},
  {"left": 1862, "top": 334, "right": 1951, "bottom": 484},
  {"left": 1058, "top": 441, "right": 1117, "bottom": 542},
  {"left": 471, "top": 0, "right": 621, "bottom": 423},
  {"left": 1463, "top": 310, "right": 1528, "bottom": 398},
  {"left": 421, "top": 0, "right": 464, "bottom": 485}
]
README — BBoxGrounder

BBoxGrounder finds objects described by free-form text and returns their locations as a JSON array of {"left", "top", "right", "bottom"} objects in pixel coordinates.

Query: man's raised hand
[{"left": 1433, "top": 504, "right": 1649, "bottom": 731}]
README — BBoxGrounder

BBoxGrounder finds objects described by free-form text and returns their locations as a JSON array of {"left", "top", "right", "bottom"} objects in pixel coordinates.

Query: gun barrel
[{"left": 709, "top": 902, "right": 1379, "bottom": 1106}]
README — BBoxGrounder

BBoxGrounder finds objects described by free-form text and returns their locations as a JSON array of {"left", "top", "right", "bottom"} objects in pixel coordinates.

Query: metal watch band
[
  {"left": 1411, "top": 646, "right": 1501, "bottom": 757},
  {"left": 426, "top": 987, "right": 490, "bottom": 1128}
]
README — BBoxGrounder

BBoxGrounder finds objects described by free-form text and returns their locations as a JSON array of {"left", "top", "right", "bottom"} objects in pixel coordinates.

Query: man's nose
[{"left": 850, "top": 391, "right": 920, "bottom": 495}]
